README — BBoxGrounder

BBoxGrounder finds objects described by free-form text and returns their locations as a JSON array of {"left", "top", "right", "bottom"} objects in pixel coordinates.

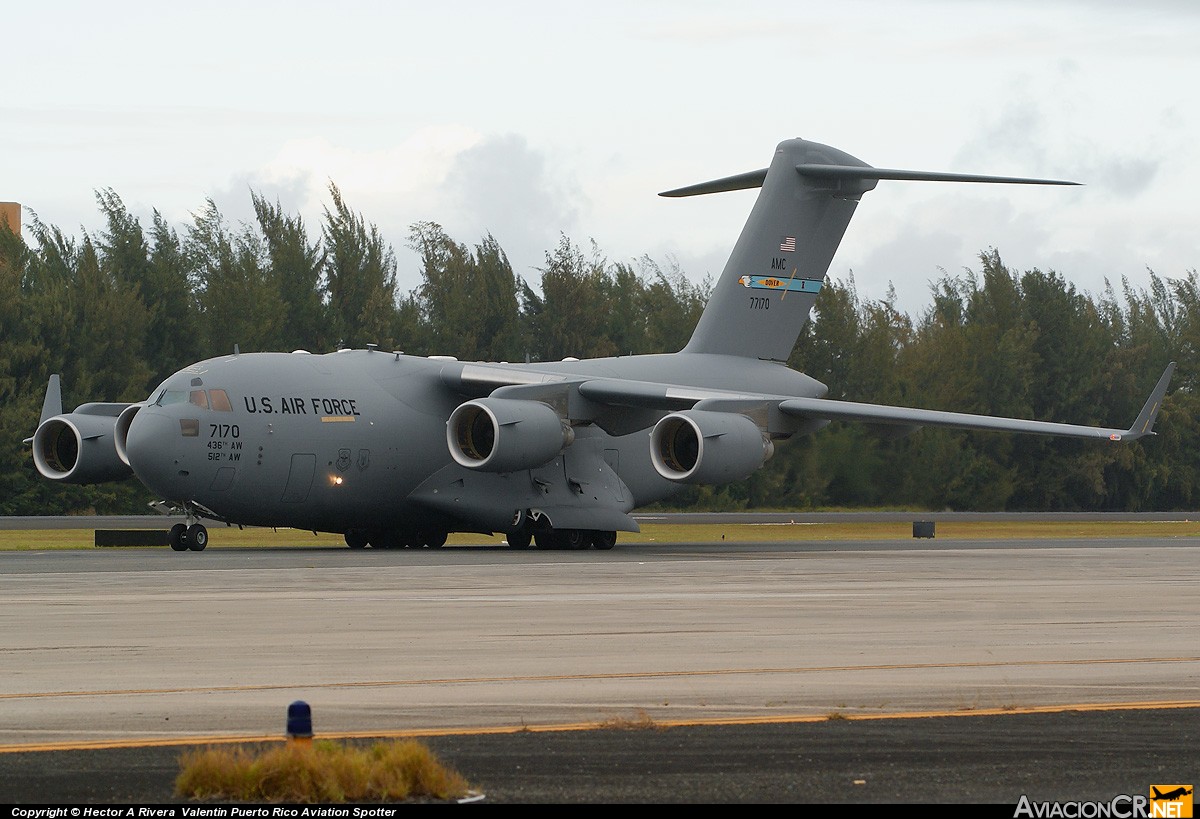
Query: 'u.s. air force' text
[{"left": 243, "top": 396, "right": 361, "bottom": 416}]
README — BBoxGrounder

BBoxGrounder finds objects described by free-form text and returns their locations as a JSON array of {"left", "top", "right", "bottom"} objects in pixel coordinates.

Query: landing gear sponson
[
  {"left": 344, "top": 529, "right": 449, "bottom": 549},
  {"left": 342, "top": 527, "right": 617, "bottom": 550}
]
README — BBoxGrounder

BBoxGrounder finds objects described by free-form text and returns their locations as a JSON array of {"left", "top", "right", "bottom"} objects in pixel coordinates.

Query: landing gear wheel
[
  {"left": 345, "top": 530, "right": 368, "bottom": 549},
  {"left": 536, "top": 529, "right": 589, "bottom": 550},
  {"left": 169, "top": 523, "right": 188, "bottom": 552},
  {"left": 422, "top": 530, "right": 447, "bottom": 548},
  {"left": 591, "top": 530, "right": 617, "bottom": 550},
  {"left": 507, "top": 531, "right": 532, "bottom": 549},
  {"left": 372, "top": 531, "right": 403, "bottom": 549},
  {"left": 186, "top": 523, "right": 208, "bottom": 551},
  {"left": 562, "top": 529, "right": 589, "bottom": 550}
]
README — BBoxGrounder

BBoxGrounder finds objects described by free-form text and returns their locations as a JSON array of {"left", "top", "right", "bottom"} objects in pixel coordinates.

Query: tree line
[{"left": 0, "top": 185, "right": 1194, "bottom": 515}]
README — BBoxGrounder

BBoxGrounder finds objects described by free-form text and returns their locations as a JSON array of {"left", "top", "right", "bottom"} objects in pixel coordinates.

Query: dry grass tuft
[
  {"left": 598, "top": 709, "right": 663, "bottom": 731},
  {"left": 175, "top": 739, "right": 471, "bottom": 803}
]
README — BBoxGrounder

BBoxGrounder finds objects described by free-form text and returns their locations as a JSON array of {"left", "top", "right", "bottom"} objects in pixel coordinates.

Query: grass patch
[
  {"left": 618, "top": 520, "right": 1200, "bottom": 542},
  {"left": 175, "top": 739, "right": 472, "bottom": 803},
  {"left": 0, "top": 519, "right": 1198, "bottom": 550}
]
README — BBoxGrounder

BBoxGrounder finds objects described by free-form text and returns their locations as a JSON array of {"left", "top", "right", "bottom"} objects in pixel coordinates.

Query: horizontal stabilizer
[
  {"left": 795, "top": 164, "right": 1082, "bottom": 186},
  {"left": 659, "top": 169, "right": 768, "bottom": 197},
  {"left": 660, "top": 163, "right": 1080, "bottom": 200}
]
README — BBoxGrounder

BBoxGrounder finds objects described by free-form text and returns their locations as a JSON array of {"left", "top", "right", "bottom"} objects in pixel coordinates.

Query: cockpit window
[
  {"left": 155, "top": 389, "right": 188, "bottom": 407},
  {"left": 154, "top": 387, "right": 233, "bottom": 412},
  {"left": 209, "top": 389, "right": 232, "bottom": 412}
]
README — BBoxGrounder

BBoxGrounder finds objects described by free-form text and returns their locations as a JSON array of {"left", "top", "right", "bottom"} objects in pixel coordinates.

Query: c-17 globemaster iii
[{"left": 26, "top": 138, "right": 1175, "bottom": 552}]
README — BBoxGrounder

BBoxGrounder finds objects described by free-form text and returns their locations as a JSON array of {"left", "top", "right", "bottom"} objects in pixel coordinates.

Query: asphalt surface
[
  {"left": 3, "top": 511, "right": 1197, "bottom": 530},
  {"left": 2, "top": 518, "right": 1197, "bottom": 807},
  {"left": 1, "top": 708, "right": 1196, "bottom": 804}
]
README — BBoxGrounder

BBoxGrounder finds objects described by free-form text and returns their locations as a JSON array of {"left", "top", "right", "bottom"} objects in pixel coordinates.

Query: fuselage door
[{"left": 281, "top": 453, "right": 316, "bottom": 503}]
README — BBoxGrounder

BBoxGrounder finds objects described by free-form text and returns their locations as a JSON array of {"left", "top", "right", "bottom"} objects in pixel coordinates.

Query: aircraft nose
[{"left": 124, "top": 409, "right": 185, "bottom": 494}]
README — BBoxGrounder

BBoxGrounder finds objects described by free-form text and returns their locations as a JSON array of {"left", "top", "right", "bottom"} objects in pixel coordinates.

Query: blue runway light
[{"left": 287, "top": 700, "right": 313, "bottom": 742}]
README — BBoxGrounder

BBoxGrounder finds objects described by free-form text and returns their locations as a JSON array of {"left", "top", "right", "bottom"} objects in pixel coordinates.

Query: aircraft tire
[
  {"left": 591, "top": 530, "right": 617, "bottom": 550},
  {"left": 507, "top": 531, "right": 532, "bottom": 549},
  {"left": 423, "top": 530, "right": 447, "bottom": 548},
  {"left": 563, "top": 529, "right": 590, "bottom": 550},
  {"left": 187, "top": 524, "right": 208, "bottom": 551},
  {"left": 345, "top": 531, "right": 368, "bottom": 549},
  {"left": 373, "top": 531, "right": 404, "bottom": 549},
  {"left": 534, "top": 531, "right": 562, "bottom": 550},
  {"left": 169, "top": 523, "right": 188, "bottom": 552},
  {"left": 537, "top": 530, "right": 588, "bottom": 550}
]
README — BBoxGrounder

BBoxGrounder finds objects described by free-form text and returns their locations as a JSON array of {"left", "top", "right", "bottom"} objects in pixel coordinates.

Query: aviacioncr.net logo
[{"left": 1014, "top": 787, "right": 1193, "bottom": 819}]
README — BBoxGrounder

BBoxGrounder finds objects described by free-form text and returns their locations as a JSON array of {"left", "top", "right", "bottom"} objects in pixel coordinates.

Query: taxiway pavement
[{"left": 1, "top": 535, "right": 1196, "bottom": 803}]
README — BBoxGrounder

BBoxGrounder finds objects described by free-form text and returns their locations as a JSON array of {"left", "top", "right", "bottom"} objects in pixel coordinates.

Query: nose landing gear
[{"left": 168, "top": 517, "right": 208, "bottom": 552}]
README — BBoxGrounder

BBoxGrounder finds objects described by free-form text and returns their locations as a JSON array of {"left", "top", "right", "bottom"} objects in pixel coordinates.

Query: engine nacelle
[
  {"left": 650, "top": 410, "right": 774, "bottom": 484},
  {"left": 447, "top": 398, "right": 575, "bottom": 473},
  {"left": 31, "top": 408, "right": 134, "bottom": 484},
  {"left": 114, "top": 403, "right": 143, "bottom": 467}
]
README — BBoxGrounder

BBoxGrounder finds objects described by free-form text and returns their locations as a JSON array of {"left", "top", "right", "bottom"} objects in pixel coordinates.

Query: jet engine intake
[
  {"left": 114, "top": 403, "right": 142, "bottom": 467},
  {"left": 650, "top": 410, "right": 774, "bottom": 484},
  {"left": 447, "top": 398, "right": 575, "bottom": 472},
  {"left": 32, "top": 410, "right": 134, "bottom": 484}
]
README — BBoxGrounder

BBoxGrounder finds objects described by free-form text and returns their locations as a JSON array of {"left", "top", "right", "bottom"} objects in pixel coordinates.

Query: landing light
[{"left": 331, "top": 475, "right": 344, "bottom": 486}]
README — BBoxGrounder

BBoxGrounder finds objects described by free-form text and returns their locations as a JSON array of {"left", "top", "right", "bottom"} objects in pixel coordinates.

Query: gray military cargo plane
[{"left": 27, "top": 138, "right": 1175, "bottom": 552}]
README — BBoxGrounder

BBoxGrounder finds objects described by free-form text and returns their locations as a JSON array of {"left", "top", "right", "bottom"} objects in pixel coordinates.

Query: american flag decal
[{"left": 780, "top": 236, "right": 796, "bottom": 252}]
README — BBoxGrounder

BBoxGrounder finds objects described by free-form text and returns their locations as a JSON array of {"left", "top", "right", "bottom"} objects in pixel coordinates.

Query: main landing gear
[
  {"left": 530, "top": 529, "right": 618, "bottom": 550},
  {"left": 507, "top": 509, "right": 617, "bottom": 550},
  {"left": 169, "top": 521, "right": 208, "bottom": 552}
]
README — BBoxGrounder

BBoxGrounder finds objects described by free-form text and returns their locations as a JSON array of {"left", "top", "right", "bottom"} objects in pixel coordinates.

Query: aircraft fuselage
[{"left": 121, "top": 348, "right": 828, "bottom": 538}]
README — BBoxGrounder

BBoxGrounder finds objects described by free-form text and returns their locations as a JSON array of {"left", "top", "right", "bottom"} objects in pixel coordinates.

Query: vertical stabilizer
[
  {"left": 669, "top": 139, "right": 875, "bottom": 361},
  {"left": 666, "top": 138, "right": 1079, "bottom": 362}
]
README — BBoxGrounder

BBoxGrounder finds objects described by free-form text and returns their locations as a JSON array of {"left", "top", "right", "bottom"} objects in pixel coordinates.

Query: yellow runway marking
[
  {"left": 2, "top": 655, "right": 1197, "bottom": 701},
  {"left": 2, "top": 700, "right": 1198, "bottom": 754}
]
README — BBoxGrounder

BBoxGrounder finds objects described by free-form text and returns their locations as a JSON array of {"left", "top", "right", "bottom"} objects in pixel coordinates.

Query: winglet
[
  {"left": 40, "top": 374, "right": 63, "bottom": 423},
  {"left": 1119, "top": 362, "right": 1175, "bottom": 441},
  {"left": 23, "top": 374, "right": 63, "bottom": 445}
]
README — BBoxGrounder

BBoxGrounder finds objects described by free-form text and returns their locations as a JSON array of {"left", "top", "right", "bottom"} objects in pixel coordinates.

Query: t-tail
[{"left": 664, "top": 137, "right": 1080, "bottom": 362}]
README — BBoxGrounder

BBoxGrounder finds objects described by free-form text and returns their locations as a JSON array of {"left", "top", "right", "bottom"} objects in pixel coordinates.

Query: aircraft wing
[
  {"left": 467, "top": 361, "right": 1175, "bottom": 443},
  {"left": 777, "top": 360, "right": 1174, "bottom": 442},
  {"left": 451, "top": 364, "right": 763, "bottom": 409}
]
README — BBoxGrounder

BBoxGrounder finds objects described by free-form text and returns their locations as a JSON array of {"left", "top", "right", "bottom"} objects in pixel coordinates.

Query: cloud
[
  {"left": 441, "top": 134, "right": 586, "bottom": 279},
  {"left": 952, "top": 74, "right": 1162, "bottom": 198},
  {"left": 193, "top": 130, "right": 591, "bottom": 295}
]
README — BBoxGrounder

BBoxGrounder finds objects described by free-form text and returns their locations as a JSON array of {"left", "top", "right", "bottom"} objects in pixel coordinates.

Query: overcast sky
[{"left": 5, "top": 0, "right": 1197, "bottom": 320}]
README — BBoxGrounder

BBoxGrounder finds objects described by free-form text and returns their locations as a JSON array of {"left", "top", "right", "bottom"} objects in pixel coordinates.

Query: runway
[{"left": 1, "top": 534, "right": 1197, "bottom": 803}]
